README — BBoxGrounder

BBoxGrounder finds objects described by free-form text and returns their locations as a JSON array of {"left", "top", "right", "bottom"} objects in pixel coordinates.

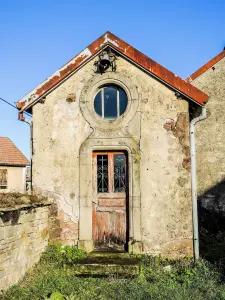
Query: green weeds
[
  {"left": 1, "top": 246, "right": 225, "bottom": 300},
  {"left": 43, "top": 244, "right": 86, "bottom": 265}
]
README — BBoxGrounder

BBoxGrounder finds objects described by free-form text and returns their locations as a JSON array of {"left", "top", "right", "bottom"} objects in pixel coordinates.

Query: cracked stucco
[{"left": 32, "top": 53, "right": 192, "bottom": 256}]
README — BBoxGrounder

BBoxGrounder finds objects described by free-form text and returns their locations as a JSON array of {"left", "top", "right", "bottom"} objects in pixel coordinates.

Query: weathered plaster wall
[
  {"left": 32, "top": 54, "right": 192, "bottom": 256},
  {"left": 137, "top": 79, "right": 192, "bottom": 257},
  {"left": 0, "top": 205, "right": 49, "bottom": 290},
  {"left": 0, "top": 166, "right": 26, "bottom": 193},
  {"left": 32, "top": 59, "right": 93, "bottom": 245},
  {"left": 190, "top": 58, "right": 225, "bottom": 208}
]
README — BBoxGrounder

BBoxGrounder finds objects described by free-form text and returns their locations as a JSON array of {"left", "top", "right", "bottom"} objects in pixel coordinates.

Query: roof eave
[
  {"left": 113, "top": 46, "right": 205, "bottom": 107},
  {"left": 17, "top": 48, "right": 105, "bottom": 112},
  {"left": 17, "top": 31, "right": 208, "bottom": 111},
  {"left": 20, "top": 47, "right": 205, "bottom": 112},
  {"left": 186, "top": 50, "right": 225, "bottom": 83},
  {"left": 0, "top": 163, "right": 30, "bottom": 167}
]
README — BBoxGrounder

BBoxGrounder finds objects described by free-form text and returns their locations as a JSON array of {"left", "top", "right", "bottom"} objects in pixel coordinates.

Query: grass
[{"left": 1, "top": 245, "right": 225, "bottom": 300}]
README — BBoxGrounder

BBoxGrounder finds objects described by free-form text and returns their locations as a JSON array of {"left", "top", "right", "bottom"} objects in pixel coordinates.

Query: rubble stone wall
[{"left": 0, "top": 205, "right": 49, "bottom": 290}]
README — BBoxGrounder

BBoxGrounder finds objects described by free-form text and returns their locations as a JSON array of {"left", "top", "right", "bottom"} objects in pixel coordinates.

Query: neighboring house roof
[
  {"left": 0, "top": 137, "right": 30, "bottom": 166},
  {"left": 16, "top": 31, "right": 208, "bottom": 111},
  {"left": 186, "top": 49, "right": 225, "bottom": 83}
]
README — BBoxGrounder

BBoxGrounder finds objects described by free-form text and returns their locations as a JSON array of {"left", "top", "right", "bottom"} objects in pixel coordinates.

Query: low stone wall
[{"left": 0, "top": 204, "right": 50, "bottom": 291}]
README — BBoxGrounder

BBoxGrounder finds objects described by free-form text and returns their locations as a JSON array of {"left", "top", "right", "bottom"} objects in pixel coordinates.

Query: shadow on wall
[{"left": 198, "top": 179, "right": 225, "bottom": 264}]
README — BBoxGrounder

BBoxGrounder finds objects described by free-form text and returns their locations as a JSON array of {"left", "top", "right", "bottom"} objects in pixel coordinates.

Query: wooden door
[{"left": 92, "top": 151, "right": 128, "bottom": 251}]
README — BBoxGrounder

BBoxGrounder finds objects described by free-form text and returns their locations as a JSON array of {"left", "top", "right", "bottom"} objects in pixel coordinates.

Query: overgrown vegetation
[
  {"left": 43, "top": 244, "right": 87, "bottom": 265},
  {"left": 1, "top": 245, "right": 225, "bottom": 300},
  {"left": 0, "top": 192, "right": 48, "bottom": 209}
]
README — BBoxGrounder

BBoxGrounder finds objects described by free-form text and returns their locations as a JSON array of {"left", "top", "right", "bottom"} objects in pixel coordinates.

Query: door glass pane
[
  {"left": 104, "top": 86, "right": 117, "bottom": 120},
  {"left": 119, "top": 88, "right": 128, "bottom": 115},
  {"left": 97, "top": 155, "right": 108, "bottom": 193},
  {"left": 114, "top": 154, "right": 126, "bottom": 192},
  {"left": 94, "top": 90, "right": 102, "bottom": 117}
]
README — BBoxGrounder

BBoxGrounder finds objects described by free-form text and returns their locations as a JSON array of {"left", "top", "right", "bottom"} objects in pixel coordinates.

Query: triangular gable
[
  {"left": 186, "top": 49, "right": 225, "bottom": 83},
  {"left": 17, "top": 31, "right": 208, "bottom": 111}
]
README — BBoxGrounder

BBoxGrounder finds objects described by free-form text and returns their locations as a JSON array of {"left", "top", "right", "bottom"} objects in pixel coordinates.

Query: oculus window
[{"left": 94, "top": 85, "right": 128, "bottom": 120}]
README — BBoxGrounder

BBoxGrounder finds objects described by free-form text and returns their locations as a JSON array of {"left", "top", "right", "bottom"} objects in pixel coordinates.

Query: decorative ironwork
[
  {"left": 96, "top": 153, "right": 127, "bottom": 193},
  {"left": 114, "top": 154, "right": 126, "bottom": 192},
  {"left": 97, "top": 155, "right": 108, "bottom": 193}
]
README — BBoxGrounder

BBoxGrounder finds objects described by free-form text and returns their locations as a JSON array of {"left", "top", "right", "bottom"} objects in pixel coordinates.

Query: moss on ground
[{"left": 1, "top": 246, "right": 225, "bottom": 300}]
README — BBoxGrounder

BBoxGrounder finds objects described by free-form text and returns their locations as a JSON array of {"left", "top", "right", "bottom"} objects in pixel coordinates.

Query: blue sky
[{"left": 0, "top": 0, "right": 224, "bottom": 159}]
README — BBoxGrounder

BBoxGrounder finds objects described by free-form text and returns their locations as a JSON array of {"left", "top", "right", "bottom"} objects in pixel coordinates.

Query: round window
[{"left": 94, "top": 85, "right": 128, "bottom": 120}]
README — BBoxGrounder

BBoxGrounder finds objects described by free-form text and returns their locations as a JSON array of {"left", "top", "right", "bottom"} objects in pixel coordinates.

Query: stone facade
[
  {"left": 0, "top": 205, "right": 49, "bottom": 290},
  {"left": 190, "top": 57, "right": 225, "bottom": 209},
  {"left": 31, "top": 52, "right": 193, "bottom": 257}
]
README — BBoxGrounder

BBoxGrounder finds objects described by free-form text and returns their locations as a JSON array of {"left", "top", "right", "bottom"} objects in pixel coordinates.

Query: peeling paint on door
[{"left": 92, "top": 151, "right": 128, "bottom": 251}]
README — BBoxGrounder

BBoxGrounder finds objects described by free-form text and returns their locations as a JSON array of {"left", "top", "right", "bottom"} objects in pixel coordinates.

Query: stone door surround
[{"left": 78, "top": 72, "right": 142, "bottom": 253}]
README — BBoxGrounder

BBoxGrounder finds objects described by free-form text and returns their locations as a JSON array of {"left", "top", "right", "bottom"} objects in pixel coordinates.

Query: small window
[
  {"left": 0, "top": 169, "right": 7, "bottom": 189},
  {"left": 94, "top": 85, "right": 128, "bottom": 120}
]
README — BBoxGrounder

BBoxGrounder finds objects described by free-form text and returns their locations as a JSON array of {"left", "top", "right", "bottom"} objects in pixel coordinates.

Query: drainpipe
[
  {"left": 190, "top": 107, "right": 206, "bottom": 260},
  {"left": 18, "top": 112, "right": 33, "bottom": 193}
]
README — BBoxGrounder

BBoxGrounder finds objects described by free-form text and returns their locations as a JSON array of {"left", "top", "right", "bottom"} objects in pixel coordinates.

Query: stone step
[
  {"left": 89, "top": 251, "right": 133, "bottom": 259},
  {"left": 71, "top": 255, "right": 140, "bottom": 277}
]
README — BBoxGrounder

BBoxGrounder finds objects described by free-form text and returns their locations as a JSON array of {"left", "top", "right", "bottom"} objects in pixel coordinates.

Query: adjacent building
[
  {"left": 0, "top": 137, "right": 30, "bottom": 193},
  {"left": 187, "top": 50, "right": 225, "bottom": 206}
]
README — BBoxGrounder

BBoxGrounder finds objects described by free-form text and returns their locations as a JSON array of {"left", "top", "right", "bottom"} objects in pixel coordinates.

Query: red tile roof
[
  {"left": 0, "top": 137, "right": 30, "bottom": 166},
  {"left": 17, "top": 31, "right": 208, "bottom": 110},
  {"left": 186, "top": 50, "right": 225, "bottom": 83}
]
